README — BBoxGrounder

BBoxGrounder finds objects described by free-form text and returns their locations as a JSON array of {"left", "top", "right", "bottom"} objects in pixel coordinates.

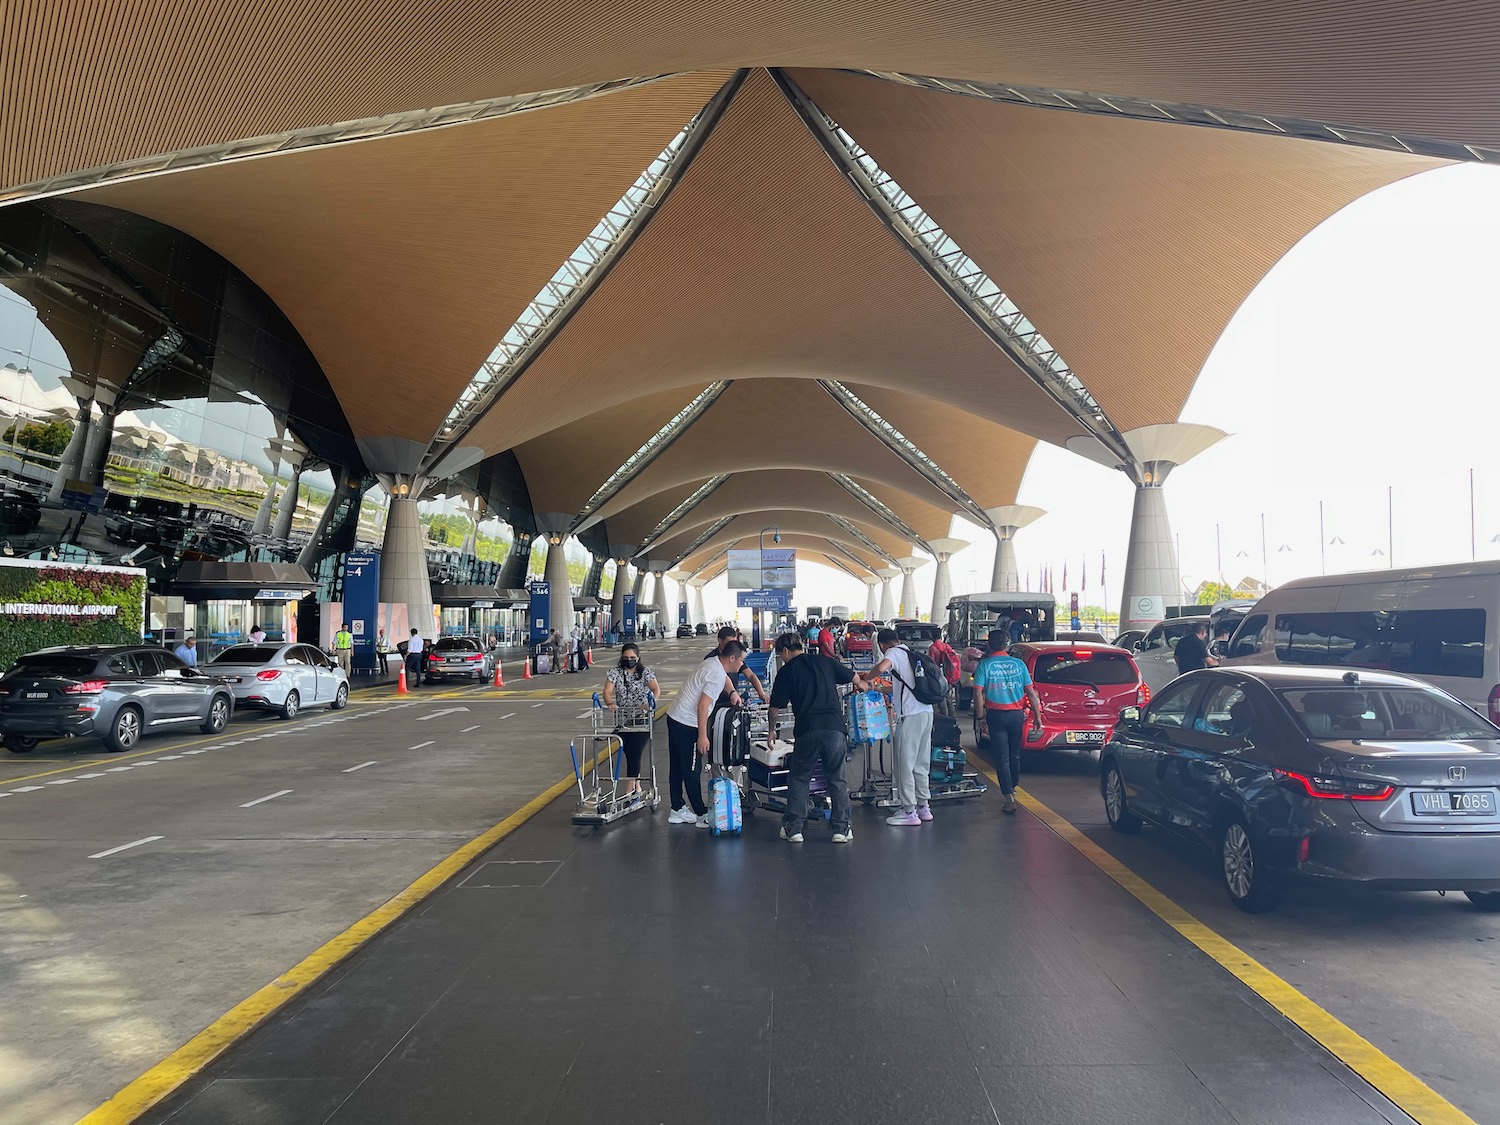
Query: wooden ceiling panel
[
  {"left": 681, "top": 529, "right": 887, "bottom": 578},
  {"left": 793, "top": 70, "right": 1445, "bottom": 429},
  {"left": 5, "top": 3, "right": 1497, "bottom": 191},
  {"left": 71, "top": 73, "right": 730, "bottom": 447},
  {"left": 656, "top": 509, "right": 910, "bottom": 566},
  {"left": 462, "top": 69, "right": 1078, "bottom": 456}
]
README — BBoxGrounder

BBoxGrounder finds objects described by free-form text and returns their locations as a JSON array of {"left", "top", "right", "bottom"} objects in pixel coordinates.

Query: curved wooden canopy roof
[{"left": 3, "top": 3, "right": 1489, "bottom": 574}]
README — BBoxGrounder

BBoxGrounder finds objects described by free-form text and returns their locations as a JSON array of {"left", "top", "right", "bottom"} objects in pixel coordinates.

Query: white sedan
[{"left": 208, "top": 642, "right": 350, "bottom": 719}]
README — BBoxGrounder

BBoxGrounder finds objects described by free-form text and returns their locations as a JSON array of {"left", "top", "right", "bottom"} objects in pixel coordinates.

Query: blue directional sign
[
  {"left": 678, "top": 600, "right": 689, "bottom": 626},
  {"left": 528, "top": 580, "right": 550, "bottom": 648},
  {"left": 737, "top": 588, "right": 791, "bottom": 611},
  {"left": 343, "top": 552, "right": 380, "bottom": 672},
  {"left": 622, "top": 593, "right": 637, "bottom": 639}
]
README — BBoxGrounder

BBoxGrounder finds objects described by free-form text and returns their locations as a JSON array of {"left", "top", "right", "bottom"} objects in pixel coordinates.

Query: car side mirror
[{"left": 1118, "top": 706, "right": 1140, "bottom": 725}]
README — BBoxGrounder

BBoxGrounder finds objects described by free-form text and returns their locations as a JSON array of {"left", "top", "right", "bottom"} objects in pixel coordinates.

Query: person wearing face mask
[{"left": 603, "top": 643, "right": 661, "bottom": 799}]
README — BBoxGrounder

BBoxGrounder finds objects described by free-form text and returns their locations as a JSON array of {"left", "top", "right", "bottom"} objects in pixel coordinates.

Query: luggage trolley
[{"left": 569, "top": 692, "right": 660, "bottom": 825}]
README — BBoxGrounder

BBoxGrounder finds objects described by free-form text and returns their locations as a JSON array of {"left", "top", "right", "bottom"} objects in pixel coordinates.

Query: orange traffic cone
[
  {"left": 523, "top": 657, "right": 533, "bottom": 680},
  {"left": 493, "top": 659, "right": 504, "bottom": 687},
  {"left": 586, "top": 647, "right": 593, "bottom": 667},
  {"left": 396, "top": 665, "right": 409, "bottom": 694}
]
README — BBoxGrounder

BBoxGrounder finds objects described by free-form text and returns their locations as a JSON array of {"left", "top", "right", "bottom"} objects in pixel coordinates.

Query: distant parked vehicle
[
  {"left": 974, "top": 641, "right": 1147, "bottom": 755},
  {"left": 1130, "top": 616, "right": 1213, "bottom": 694},
  {"left": 0, "top": 645, "right": 233, "bottom": 753},
  {"left": 676, "top": 623, "right": 694, "bottom": 639},
  {"left": 1056, "top": 630, "right": 1109, "bottom": 645},
  {"left": 426, "top": 636, "right": 496, "bottom": 682},
  {"left": 208, "top": 643, "right": 349, "bottom": 719}
]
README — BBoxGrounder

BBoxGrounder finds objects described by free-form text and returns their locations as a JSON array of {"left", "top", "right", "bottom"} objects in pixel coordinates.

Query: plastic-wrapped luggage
[
  {"left": 710, "top": 774, "right": 742, "bottom": 835},
  {"left": 847, "top": 690, "right": 891, "bottom": 744},
  {"left": 711, "top": 705, "right": 751, "bottom": 767}
]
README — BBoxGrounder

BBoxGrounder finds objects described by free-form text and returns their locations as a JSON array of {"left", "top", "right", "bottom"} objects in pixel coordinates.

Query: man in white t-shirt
[
  {"left": 405, "top": 628, "right": 425, "bottom": 688},
  {"left": 870, "top": 628, "right": 934, "bottom": 826},
  {"left": 665, "top": 639, "right": 746, "bottom": 826}
]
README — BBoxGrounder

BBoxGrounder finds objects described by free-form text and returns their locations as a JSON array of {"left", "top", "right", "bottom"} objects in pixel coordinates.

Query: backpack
[
  {"left": 932, "top": 645, "right": 957, "bottom": 683},
  {"left": 896, "top": 645, "right": 949, "bottom": 707}
]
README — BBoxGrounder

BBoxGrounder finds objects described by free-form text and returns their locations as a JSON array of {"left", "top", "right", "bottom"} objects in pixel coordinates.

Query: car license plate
[
  {"left": 1064, "top": 730, "right": 1106, "bottom": 744},
  {"left": 24, "top": 691, "right": 48, "bottom": 699},
  {"left": 1411, "top": 789, "right": 1496, "bottom": 815}
]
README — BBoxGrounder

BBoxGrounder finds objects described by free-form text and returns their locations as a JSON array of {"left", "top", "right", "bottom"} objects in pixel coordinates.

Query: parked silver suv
[{"left": 0, "top": 645, "right": 234, "bottom": 753}]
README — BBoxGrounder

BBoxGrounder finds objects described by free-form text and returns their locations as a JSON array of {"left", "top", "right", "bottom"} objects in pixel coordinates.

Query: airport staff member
[
  {"left": 973, "top": 629, "right": 1043, "bottom": 815},
  {"left": 334, "top": 623, "right": 354, "bottom": 675},
  {"left": 173, "top": 635, "right": 197, "bottom": 667},
  {"left": 767, "top": 632, "right": 855, "bottom": 844},
  {"left": 405, "top": 628, "right": 425, "bottom": 688},
  {"left": 665, "top": 640, "right": 746, "bottom": 827}
]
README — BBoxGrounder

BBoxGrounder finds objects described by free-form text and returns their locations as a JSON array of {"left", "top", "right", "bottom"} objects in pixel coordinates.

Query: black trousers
[
  {"left": 784, "top": 728, "right": 851, "bottom": 835},
  {"left": 619, "top": 729, "right": 648, "bottom": 779},
  {"left": 985, "top": 709, "right": 1026, "bottom": 795},
  {"left": 665, "top": 716, "right": 706, "bottom": 815},
  {"left": 405, "top": 652, "right": 423, "bottom": 686}
]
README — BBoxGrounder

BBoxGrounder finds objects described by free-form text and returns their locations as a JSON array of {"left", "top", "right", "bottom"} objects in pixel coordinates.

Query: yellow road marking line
[
  {"left": 969, "top": 760, "right": 1475, "bottom": 1125},
  {"left": 74, "top": 760, "right": 594, "bottom": 1124}
]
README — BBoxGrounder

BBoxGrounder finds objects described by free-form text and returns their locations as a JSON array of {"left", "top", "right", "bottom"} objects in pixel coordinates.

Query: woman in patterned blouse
[{"left": 603, "top": 642, "right": 661, "bottom": 798}]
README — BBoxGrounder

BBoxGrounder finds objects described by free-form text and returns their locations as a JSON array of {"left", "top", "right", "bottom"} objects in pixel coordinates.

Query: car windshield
[
  {"left": 211, "top": 646, "right": 282, "bottom": 664},
  {"left": 1279, "top": 687, "right": 1500, "bottom": 741},
  {"left": 897, "top": 625, "right": 939, "bottom": 642},
  {"left": 1033, "top": 651, "right": 1139, "bottom": 687},
  {"left": 434, "top": 638, "right": 476, "bottom": 652},
  {"left": 9, "top": 654, "right": 97, "bottom": 678}
]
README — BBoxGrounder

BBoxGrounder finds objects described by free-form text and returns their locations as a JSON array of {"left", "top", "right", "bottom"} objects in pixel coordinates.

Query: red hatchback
[{"left": 974, "top": 642, "right": 1148, "bottom": 754}]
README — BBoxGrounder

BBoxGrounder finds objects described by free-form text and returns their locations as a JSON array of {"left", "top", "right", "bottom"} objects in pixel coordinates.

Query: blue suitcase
[{"left": 710, "top": 774, "right": 742, "bottom": 836}]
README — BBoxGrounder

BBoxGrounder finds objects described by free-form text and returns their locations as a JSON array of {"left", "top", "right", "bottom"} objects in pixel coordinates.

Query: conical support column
[
  {"left": 864, "top": 578, "right": 880, "bottom": 621},
  {"left": 377, "top": 477, "right": 436, "bottom": 640},
  {"left": 895, "top": 556, "right": 927, "bottom": 620},
  {"left": 48, "top": 395, "right": 93, "bottom": 500},
  {"left": 984, "top": 506, "right": 1045, "bottom": 592},
  {"left": 543, "top": 535, "right": 575, "bottom": 636},
  {"left": 690, "top": 581, "right": 706, "bottom": 628},
  {"left": 271, "top": 459, "right": 307, "bottom": 540},
  {"left": 928, "top": 538, "right": 968, "bottom": 624},
  {"left": 877, "top": 568, "right": 899, "bottom": 621},
  {"left": 1119, "top": 480, "right": 1180, "bottom": 630},
  {"left": 610, "top": 559, "right": 629, "bottom": 628}
]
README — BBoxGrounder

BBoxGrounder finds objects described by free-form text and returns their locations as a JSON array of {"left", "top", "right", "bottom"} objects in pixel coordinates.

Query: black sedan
[{"left": 1100, "top": 666, "right": 1500, "bottom": 913}]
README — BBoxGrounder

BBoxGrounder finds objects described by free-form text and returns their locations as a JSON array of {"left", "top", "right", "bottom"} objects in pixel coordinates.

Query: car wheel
[
  {"left": 280, "top": 690, "right": 300, "bottom": 721},
  {"left": 1221, "top": 816, "right": 1280, "bottom": 913},
  {"left": 1101, "top": 762, "right": 1142, "bottom": 833},
  {"left": 199, "top": 695, "right": 230, "bottom": 735},
  {"left": 4, "top": 734, "right": 39, "bottom": 754},
  {"left": 104, "top": 706, "right": 142, "bottom": 753},
  {"left": 1465, "top": 891, "right": 1500, "bottom": 913},
  {"left": 330, "top": 683, "right": 349, "bottom": 710}
]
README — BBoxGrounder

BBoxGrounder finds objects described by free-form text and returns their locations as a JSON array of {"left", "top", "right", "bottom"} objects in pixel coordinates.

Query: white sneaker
[
  {"left": 780, "top": 826, "right": 804, "bottom": 843},
  {"left": 668, "top": 806, "right": 695, "bottom": 824},
  {"left": 694, "top": 814, "right": 712, "bottom": 829},
  {"left": 832, "top": 829, "right": 853, "bottom": 844}
]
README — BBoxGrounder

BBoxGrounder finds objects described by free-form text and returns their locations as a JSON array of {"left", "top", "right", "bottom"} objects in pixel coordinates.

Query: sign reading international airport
[
  {"left": 728, "top": 548, "right": 796, "bottom": 590},
  {"left": 0, "top": 558, "right": 147, "bottom": 671}
]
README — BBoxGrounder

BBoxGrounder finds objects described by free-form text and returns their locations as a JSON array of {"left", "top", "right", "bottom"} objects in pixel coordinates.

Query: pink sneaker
[
  {"left": 916, "top": 804, "right": 933, "bottom": 822},
  {"left": 886, "top": 810, "right": 921, "bottom": 826}
]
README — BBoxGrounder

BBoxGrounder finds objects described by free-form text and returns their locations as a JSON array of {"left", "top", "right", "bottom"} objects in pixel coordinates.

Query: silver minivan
[{"left": 1223, "top": 561, "right": 1499, "bottom": 720}]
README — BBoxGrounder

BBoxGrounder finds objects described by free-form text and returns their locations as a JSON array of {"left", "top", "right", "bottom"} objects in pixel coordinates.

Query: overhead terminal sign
[
  {"left": 737, "top": 589, "right": 792, "bottom": 611},
  {"left": 728, "top": 548, "right": 796, "bottom": 590}
]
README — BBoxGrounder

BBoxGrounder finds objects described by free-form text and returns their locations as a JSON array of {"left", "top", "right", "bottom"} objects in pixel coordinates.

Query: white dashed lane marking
[
  {"left": 501, "top": 713, "right": 517, "bottom": 720},
  {"left": 409, "top": 741, "right": 434, "bottom": 750},
  {"left": 12, "top": 786, "right": 43, "bottom": 793},
  {"left": 343, "top": 761, "right": 378, "bottom": 773},
  {"left": 239, "top": 789, "right": 293, "bottom": 808},
  {"left": 89, "top": 835, "right": 164, "bottom": 860},
  {"left": 460, "top": 725, "right": 480, "bottom": 733},
  {"left": 105, "top": 766, "right": 133, "bottom": 772}
]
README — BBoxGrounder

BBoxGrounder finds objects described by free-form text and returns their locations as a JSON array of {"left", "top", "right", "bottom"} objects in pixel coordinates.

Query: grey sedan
[
  {"left": 208, "top": 643, "right": 350, "bottom": 719},
  {"left": 426, "top": 636, "right": 495, "bottom": 682},
  {"left": 1101, "top": 665, "right": 1500, "bottom": 913},
  {"left": 0, "top": 645, "right": 234, "bottom": 753}
]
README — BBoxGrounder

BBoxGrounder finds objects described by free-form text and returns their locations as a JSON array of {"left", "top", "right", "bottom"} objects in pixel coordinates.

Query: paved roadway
[{"left": 1, "top": 637, "right": 1496, "bottom": 1123}]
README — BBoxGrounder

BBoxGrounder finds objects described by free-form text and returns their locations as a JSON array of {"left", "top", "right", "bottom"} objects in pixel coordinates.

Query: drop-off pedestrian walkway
[{"left": 142, "top": 754, "right": 1418, "bottom": 1125}]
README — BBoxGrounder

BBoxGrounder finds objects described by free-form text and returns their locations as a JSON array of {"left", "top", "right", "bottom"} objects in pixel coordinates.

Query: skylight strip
[
  {"left": 830, "top": 475, "right": 932, "bottom": 554},
  {"left": 827, "top": 515, "right": 899, "bottom": 566},
  {"left": 636, "top": 474, "right": 729, "bottom": 554}
]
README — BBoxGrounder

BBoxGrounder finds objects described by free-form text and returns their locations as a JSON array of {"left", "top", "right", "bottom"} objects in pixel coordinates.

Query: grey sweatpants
[{"left": 892, "top": 709, "right": 933, "bottom": 813}]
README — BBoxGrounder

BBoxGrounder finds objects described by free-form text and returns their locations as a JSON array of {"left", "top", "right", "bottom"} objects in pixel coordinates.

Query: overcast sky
[{"left": 704, "top": 161, "right": 1500, "bottom": 622}]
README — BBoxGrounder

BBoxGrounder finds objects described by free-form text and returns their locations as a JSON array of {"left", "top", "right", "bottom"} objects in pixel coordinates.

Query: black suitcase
[
  {"left": 710, "top": 705, "right": 751, "bottom": 768},
  {"left": 931, "top": 714, "right": 962, "bottom": 749}
]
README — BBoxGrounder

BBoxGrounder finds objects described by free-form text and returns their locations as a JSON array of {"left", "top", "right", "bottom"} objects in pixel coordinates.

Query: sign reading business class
[{"left": 727, "top": 548, "right": 796, "bottom": 590}]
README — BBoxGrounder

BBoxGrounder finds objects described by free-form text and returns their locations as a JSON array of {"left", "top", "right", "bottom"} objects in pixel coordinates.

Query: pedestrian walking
[
  {"left": 972, "top": 629, "right": 1043, "bottom": 814},
  {"left": 665, "top": 639, "right": 746, "bottom": 827},
  {"left": 173, "top": 635, "right": 197, "bottom": 667},
  {"left": 405, "top": 628, "right": 425, "bottom": 689},
  {"left": 603, "top": 642, "right": 660, "bottom": 799},
  {"left": 927, "top": 632, "right": 961, "bottom": 719},
  {"left": 766, "top": 632, "right": 855, "bottom": 843},
  {"left": 334, "top": 622, "right": 354, "bottom": 676},
  {"left": 870, "top": 628, "right": 934, "bottom": 826}
]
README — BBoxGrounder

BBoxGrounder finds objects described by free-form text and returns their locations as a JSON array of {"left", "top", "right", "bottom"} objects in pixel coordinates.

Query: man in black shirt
[
  {"left": 1174, "top": 622, "right": 1217, "bottom": 674},
  {"left": 767, "top": 632, "right": 857, "bottom": 844}
]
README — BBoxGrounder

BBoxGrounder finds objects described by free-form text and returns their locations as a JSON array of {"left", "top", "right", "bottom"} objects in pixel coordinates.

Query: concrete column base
[{"left": 1118, "top": 484, "right": 1179, "bottom": 631}]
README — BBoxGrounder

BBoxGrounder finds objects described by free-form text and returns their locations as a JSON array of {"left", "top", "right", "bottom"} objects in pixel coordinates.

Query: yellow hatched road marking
[{"left": 970, "top": 760, "right": 1475, "bottom": 1125}]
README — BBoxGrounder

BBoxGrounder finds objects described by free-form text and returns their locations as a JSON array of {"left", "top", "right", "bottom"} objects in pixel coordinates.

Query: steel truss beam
[
  {"left": 424, "top": 69, "right": 749, "bottom": 476},
  {"left": 849, "top": 70, "right": 1499, "bottom": 165},
  {"left": 827, "top": 514, "right": 900, "bottom": 566},
  {"left": 572, "top": 382, "right": 732, "bottom": 533},
  {"left": 773, "top": 69, "right": 1134, "bottom": 469},
  {"left": 829, "top": 474, "right": 932, "bottom": 554},
  {"left": 0, "top": 77, "right": 681, "bottom": 208},
  {"left": 819, "top": 381, "right": 991, "bottom": 530}
]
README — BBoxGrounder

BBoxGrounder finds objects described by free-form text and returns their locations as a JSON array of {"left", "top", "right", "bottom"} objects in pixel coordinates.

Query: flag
[
  {"left": 1081, "top": 555, "right": 1087, "bottom": 592},
  {"left": 1101, "top": 554, "right": 1107, "bottom": 587},
  {"left": 1063, "top": 561, "right": 1068, "bottom": 591}
]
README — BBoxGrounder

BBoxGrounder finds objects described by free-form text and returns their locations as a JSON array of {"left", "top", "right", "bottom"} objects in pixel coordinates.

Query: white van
[{"left": 1222, "top": 561, "right": 1497, "bottom": 719}]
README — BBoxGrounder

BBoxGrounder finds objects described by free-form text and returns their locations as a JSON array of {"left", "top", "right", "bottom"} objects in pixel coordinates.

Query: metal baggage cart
[{"left": 569, "top": 693, "right": 660, "bottom": 826}]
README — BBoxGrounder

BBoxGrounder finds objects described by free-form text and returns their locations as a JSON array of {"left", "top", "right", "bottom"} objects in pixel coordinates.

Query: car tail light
[
  {"left": 1274, "top": 768, "right": 1394, "bottom": 802},
  {"left": 1488, "top": 684, "right": 1500, "bottom": 725},
  {"left": 467, "top": 654, "right": 482, "bottom": 662},
  {"left": 61, "top": 680, "right": 109, "bottom": 694},
  {"left": 256, "top": 670, "right": 281, "bottom": 681},
  {"left": 1136, "top": 683, "right": 1150, "bottom": 708},
  {"left": 1298, "top": 836, "right": 1312, "bottom": 863}
]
